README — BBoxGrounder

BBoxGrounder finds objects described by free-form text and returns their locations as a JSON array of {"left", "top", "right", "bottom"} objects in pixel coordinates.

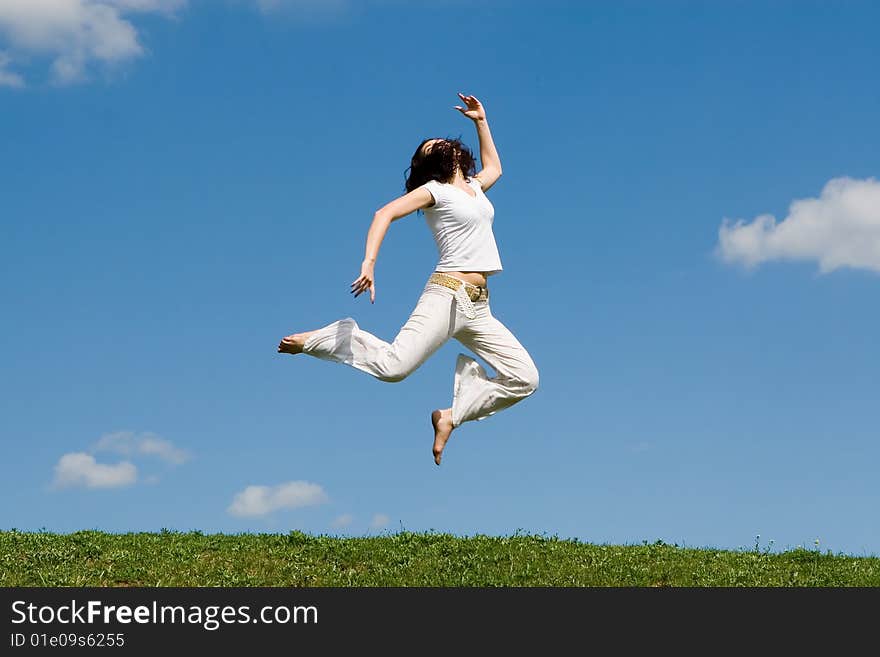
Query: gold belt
[{"left": 428, "top": 272, "right": 489, "bottom": 302}]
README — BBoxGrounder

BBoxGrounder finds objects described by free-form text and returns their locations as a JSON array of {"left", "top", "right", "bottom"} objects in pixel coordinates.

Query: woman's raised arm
[{"left": 454, "top": 93, "right": 502, "bottom": 190}]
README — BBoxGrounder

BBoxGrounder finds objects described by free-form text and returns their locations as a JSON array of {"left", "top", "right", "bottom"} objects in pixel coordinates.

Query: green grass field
[{"left": 2, "top": 530, "right": 878, "bottom": 586}]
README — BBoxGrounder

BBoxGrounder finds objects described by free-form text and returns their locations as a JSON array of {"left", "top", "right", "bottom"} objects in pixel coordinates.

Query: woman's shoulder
[{"left": 421, "top": 179, "right": 445, "bottom": 208}]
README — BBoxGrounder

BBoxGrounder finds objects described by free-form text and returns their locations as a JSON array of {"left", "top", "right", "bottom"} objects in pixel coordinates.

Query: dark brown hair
[{"left": 404, "top": 136, "right": 477, "bottom": 197}]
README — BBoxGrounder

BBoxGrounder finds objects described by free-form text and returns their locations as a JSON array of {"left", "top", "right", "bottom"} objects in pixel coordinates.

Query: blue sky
[{"left": 2, "top": 0, "right": 879, "bottom": 556}]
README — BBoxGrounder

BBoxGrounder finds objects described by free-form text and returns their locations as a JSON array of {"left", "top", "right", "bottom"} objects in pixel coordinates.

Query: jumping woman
[{"left": 277, "top": 92, "right": 539, "bottom": 465}]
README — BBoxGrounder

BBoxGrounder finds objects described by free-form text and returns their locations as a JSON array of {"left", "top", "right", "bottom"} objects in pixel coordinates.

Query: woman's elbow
[{"left": 373, "top": 210, "right": 395, "bottom": 225}]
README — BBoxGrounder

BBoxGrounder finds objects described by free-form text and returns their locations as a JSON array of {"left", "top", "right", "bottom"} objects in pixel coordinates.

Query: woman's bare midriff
[{"left": 438, "top": 271, "right": 489, "bottom": 287}]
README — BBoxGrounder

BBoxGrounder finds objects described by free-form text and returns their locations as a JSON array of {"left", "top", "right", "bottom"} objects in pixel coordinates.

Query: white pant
[{"left": 302, "top": 277, "right": 539, "bottom": 427}]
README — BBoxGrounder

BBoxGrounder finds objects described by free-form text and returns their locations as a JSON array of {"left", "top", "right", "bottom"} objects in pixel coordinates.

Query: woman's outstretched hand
[
  {"left": 351, "top": 259, "right": 376, "bottom": 303},
  {"left": 454, "top": 92, "right": 486, "bottom": 121}
]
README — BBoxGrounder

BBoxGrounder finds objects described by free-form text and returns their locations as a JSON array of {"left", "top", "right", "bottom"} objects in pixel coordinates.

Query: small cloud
[
  {"left": 111, "top": 1, "right": 187, "bottom": 11},
  {"left": 0, "top": 52, "right": 24, "bottom": 87},
  {"left": 0, "top": 0, "right": 187, "bottom": 85},
  {"left": 53, "top": 452, "right": 137, "bottom": 489},
  {"left": 716, "top": 177, "right": 880, "bottom": 274},
  {"left": 370, "top": 513, "right": 390, "bottom": 530},
  {"left": 135, "top": 435, "right": 190, "bottom": 465},
  {"left": 50, "top": 430, "right": 188, "bottom": 490},
  {"left": 93, "top": 430, "right": 190, "bottom": 465},
  {"left": 227, "top": 481, "right": 329, "bottom": 518},
  {"left": 331, "top": 513, "right": 354, "bottom": 529},
  {"left": 254, "top": 0, "right": 349, "bottom": 13},
  {"left": 250, "top": 0, "right": 352, "bottom": 24}
]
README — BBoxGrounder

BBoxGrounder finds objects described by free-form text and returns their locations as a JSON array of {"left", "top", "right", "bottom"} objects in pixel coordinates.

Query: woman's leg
[
  {"left": 450, "top": 307, "right": 540, "bottom": 427},
  {"left": 282, "top": 285, "right": 455, "bottom": 383},
  {"left": 431, "top": 301, "right": 539, "bottom": 464}
]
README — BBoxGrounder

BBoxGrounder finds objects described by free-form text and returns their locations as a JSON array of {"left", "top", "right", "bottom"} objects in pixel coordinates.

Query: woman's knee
[
  {"left": 501, "top": 362, "right": 539, "bottom": 397},
  {"left": 519, "top": 363, "right": 540, "bottom": 396},
  {"left": 375, "top": 356, "right": 418, "bottom": 383}
]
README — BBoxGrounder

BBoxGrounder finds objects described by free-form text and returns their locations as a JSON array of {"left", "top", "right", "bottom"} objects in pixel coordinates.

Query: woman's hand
[
  {"left": 454, "top": 92, "right": 486, "bottom": 122},
  {"left": 351, "top": 259, "right": 376, "bottom": 303}
]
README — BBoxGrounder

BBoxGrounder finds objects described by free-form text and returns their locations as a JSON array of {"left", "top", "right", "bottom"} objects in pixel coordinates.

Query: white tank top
[{"left": 421, "top": 177, "right": 503, "bottom": 275}]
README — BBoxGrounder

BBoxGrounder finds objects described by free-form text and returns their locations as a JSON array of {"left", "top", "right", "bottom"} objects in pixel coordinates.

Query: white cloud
[
  {"left": 0, "top": 51, "right": 24, "bottom": 87},
  {"left": 93, "top": 430, "right": 190, "bottom": 465},
  {"left": 109, "top": 0, "right": 185, "bottom": 10},
  {"left": 717, "top": 177, "right": 880, "bottom": 274},
  {"left": 137, "top": 436, "right": 190, "bottom": 464},
  {"left": 0, "top": 0, "right": 375, "bottom": 86},
  {"left": 370, "top": 513, "right": 390, "bottom": 530},
  {"left": 227, "top": 481, "right": 329, "bottom": 518},
  {"left": 254, "top": 0, "right": 349, "bottom": 13},
  {"left": 0, "top": 0, "right": 186, "bottom": 84},
  {"left": 53, "top": 452, "right": 138, "bottom": 489},
  {"left": 331, "top": 513, "right": 353, "bottom": 528}
]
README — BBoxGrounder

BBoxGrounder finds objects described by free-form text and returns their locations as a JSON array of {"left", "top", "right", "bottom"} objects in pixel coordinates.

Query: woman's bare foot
[
  {"left": 277, "top": 330, "right": 317, "bottom": 355},
  {"left": 431, "top": 408, "right": 454, "bottom": 465}
]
